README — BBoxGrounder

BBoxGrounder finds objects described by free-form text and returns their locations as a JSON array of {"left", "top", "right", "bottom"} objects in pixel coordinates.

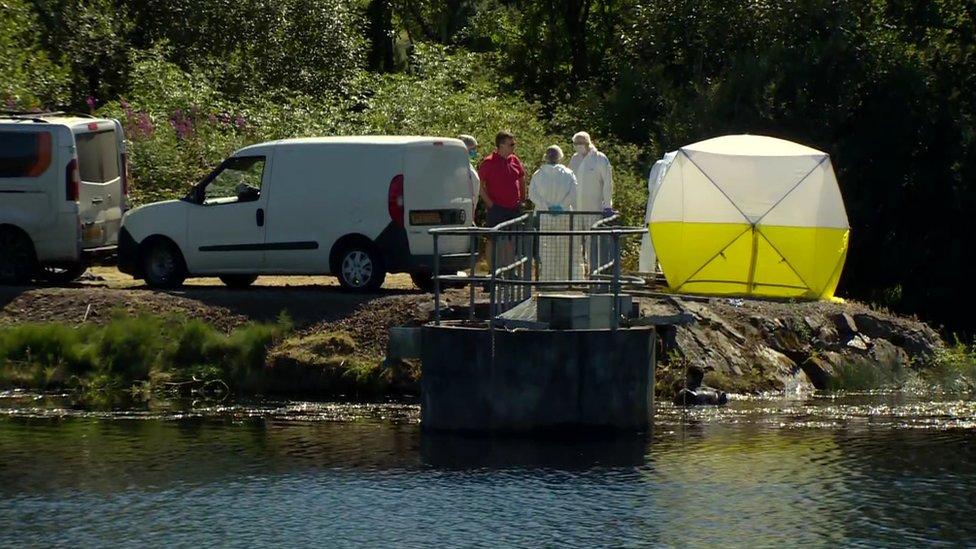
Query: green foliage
[
  {"left": 925, "top": 342, "right": 976, "bottom": 393},
  {"left": 120, "top": 0, "right": 365, "bottom": 97},
  {"left": 0, "top": 0, "right": 69, "bottom": 108},
  {"left": 362, "top": 43, "right": 551, "bottom": 165},
  {"left": 29, "top": 0, "right": 132, "bottom": 107},
  {"left": 0, "top": 312, "right": 292, "bottom": 394}
]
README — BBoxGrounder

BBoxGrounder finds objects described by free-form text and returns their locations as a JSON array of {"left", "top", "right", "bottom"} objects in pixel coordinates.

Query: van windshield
[{"left": 76, "top": 130, "right": 120, "bottom": 183}]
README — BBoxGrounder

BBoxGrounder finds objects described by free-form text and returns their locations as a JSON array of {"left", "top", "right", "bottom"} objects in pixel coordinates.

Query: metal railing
[{"left": 429, "top": 210, "right": 647, "bottom": 329}]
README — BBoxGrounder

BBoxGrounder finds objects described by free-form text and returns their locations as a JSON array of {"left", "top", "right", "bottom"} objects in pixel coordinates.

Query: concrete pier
[{"left": 421, "top": 323, "right": 656, "bottom": 433}]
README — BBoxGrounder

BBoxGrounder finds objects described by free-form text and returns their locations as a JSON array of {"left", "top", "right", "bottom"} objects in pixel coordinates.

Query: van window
[
  {"left": 76, "top": 130, "right": 120, "bottom": 183},
  {"left": 203, "top": 156, "right": 265, "bottom": 204},
  {"left": 0, "top": 131, "right": 52, "bottom": 178}
]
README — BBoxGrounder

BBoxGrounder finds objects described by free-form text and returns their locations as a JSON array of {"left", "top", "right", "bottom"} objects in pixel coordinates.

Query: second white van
[
  {"left": 1, "top": 113, "right": 127, "bottom": 284},
  {"left": 118, "top": 136, "right": 475, "bottom": 290}
]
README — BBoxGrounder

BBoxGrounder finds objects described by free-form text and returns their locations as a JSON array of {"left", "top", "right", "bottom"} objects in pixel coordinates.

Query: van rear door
[
  {"left": 403, "top": 141, "right": 474, "bottom": 255},
  {"left": 73, "top": 121, "right": 124, "bottom": 249}
]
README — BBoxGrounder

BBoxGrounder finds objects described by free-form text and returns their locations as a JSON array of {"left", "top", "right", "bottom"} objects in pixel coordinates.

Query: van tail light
[
  {"left": 388, "top": 174, "right": 404, "bottom": 226},
  {"left": 65, "top": 158, "right": 80, "bottom": 201},
  {"left": 121, "top": 152, "right": 130, "bottom": 197}
]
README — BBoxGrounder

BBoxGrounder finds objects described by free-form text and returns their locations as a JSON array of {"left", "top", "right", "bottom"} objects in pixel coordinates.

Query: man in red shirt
[{"left": 478, "top": 130, "right": 525, "bottom": 226}]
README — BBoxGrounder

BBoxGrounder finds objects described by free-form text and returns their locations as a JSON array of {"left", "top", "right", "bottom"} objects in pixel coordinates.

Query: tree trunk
[{"left": 366, "top": 0, "right": 395, "bottom": 72}]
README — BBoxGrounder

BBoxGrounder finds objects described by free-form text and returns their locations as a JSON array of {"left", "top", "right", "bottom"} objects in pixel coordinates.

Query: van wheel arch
[
  {"left": 0, "top": 224, "right": 39, "bottom": 285},
  {"left": 329, "top": 234, "right": 381, "bottom": 274},
  {"left": 330, "top": 234, "right": 387, "bottom": 291},
  {"left": 139, "top": 235, "right": 187, "bottom": 288}
]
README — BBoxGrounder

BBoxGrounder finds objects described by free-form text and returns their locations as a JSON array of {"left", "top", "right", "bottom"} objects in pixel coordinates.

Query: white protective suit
[
  {"left": 529, "top": 163, "right": 577, "bottom": 211},
  {"left": 468, "top": 164, "right": 480, "bottom": 210},
  {"left": 569, "top": 146, "right": 614, "bottom": 212},
  {"left": 638, "top": 151, "right": 677, "bottom": 273}
]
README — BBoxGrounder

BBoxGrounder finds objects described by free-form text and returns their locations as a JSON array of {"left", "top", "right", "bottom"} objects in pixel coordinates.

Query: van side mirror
[{"left": 235, "top": 183, "right": 260, "bottom": 202}]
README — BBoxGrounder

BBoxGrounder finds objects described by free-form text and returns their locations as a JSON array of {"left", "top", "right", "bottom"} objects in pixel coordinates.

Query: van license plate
[
  {"left": 409, "top": 211, "right": 443, "bottom": 225},
  {"left": 82, "top": 225, "right": 104, "bottom": 242}
]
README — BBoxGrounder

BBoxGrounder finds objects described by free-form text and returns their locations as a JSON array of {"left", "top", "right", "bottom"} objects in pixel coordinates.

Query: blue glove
[
  {"left": 549, "top": 205, "right": 563, "bottom": 212},
  {"left": 602, "top": 207, "right": 615, "bottom": 218}
]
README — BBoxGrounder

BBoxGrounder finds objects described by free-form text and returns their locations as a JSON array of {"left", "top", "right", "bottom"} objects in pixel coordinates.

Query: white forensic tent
[{"left": 647, "top": 135, "right": 850, "bottom": 300}]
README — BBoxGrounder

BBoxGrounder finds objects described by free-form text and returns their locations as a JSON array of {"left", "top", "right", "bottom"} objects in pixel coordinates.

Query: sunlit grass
[{"left": 0, "top": 311, "right": 291, "bottom": 396}]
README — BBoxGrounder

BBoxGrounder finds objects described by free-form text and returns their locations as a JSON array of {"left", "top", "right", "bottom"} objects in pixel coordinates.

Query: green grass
[
  {"left": 923, "top": 342, "right": 976, "bottom": 393},
  {"left": 0, "top": 312, "right": 291, "bottom": 396},
  {"left": 265, "top": 331, "right": 420, "bottom": 398}
]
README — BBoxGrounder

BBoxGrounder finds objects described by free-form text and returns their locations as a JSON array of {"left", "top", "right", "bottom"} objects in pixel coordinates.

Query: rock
[
  {"left": 846, "top": 334, "right": 870, "bottom": 351},
  {"left": 803, "top": 315, "right": 822, "bottom": 334},
  {"left": 833, "top": 312, "right": 858, "bottom": 336},
  {"left": 870, "top": 338, "right": 910, "bottom": 370},
  {"left": 801, "top": 352, "right": 845, "bottom": 389}
]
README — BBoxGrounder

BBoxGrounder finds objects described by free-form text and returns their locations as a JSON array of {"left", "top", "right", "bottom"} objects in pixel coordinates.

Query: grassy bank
[
  {"left": 0, "top": 312, "right": 290, "bottom": 397},
  {"left": 0, "top": 310, "right": 420, "bottom": 401}
]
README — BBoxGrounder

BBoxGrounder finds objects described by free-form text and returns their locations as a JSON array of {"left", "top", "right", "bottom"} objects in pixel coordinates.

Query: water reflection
[
  {"left": 421, "top": 431, "right": 650, "bottom": 470},
  {"left": 2, "top": 391, "right": 976, "bottom": 546}
]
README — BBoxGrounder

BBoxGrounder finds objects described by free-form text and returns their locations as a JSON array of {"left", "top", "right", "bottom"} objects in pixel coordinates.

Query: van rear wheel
[
  {"left": 337, "top": 245, "right": 385, "bottom": 291},
  {"left": 142, "top": 240, "right": 186, "bottom": 289},
  {"left": 219, "top": 274, "right": 258, "bottom": 289},
  {"left": 0, "top": 229, "right": 37, "bottom": 285}
]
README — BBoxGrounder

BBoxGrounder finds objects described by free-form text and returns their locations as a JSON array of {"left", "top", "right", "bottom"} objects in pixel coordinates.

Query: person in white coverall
[
  {"left": 531, "top": 146, "right": 581, "bottom": 280},
  {"left": 529, "top": 145, "right": 577, "bottom": 212},
  {"left": 568, "top": 131, "right": 614, "bottom": 215}
]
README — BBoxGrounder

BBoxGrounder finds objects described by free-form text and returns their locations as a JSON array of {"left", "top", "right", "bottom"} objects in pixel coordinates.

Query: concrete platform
[{"left": 421, "top": 322, "right": 656, "bottom": 433}]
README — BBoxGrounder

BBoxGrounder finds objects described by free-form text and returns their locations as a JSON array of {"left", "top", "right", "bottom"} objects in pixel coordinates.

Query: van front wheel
[
  {"left": 337, "top": 246, "right": 385, "bottom": 291},
  {"left": 142, "top": 240, "right": 186, "bottom": 289}
]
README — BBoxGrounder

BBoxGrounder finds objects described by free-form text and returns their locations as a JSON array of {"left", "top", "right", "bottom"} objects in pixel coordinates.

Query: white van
[
  {"left": 0, "top": 113, "right": 127, "bottom": 284},
  {"left": 119, "top": 136, "right": 475, "bottom": 290}
]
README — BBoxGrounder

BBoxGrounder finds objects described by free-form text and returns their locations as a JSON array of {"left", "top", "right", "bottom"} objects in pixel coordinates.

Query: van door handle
[
  {"left": 91, "top": 197, "right": 104, "bottom": 204},
  {"left": 256, "top": 208, "right": 265, "bottom": 227}
]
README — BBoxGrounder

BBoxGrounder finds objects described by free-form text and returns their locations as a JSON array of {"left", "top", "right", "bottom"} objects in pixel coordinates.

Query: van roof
[
  {"left": 234, "top": 136, "right": 465, "bottom": 156},
  {"left": 0, "top": 114, "right": 118, "bottom": 129}
]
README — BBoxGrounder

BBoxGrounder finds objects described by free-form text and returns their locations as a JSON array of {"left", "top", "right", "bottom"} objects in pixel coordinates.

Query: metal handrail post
[
  {"left": 468, "top": 234, "right": 476, "bottom": 320},
  {"left": 433, "top": 234, "right": 441, "bottom": 325},
  {"left": 528, "top": 217, "right": 534, "bottom": 298},
  {"left": 611, "top": 233, "right": 621, "bottom": 330},
  {"left": 568, "top": 212, "right": 575, "bottom": 282},
  {"left": 489, "top": 232, "right": 498, "bottom": 322}
]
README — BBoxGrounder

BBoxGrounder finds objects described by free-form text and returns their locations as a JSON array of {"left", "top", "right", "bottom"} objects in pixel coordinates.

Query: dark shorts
[{"left": 487, "top": 204, "right": 522, "bottom": 227}]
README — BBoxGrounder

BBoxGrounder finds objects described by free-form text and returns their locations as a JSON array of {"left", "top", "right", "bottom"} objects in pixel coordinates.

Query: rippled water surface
[{"left": 2, "top": 391, "right": 976, "bottom": 547}]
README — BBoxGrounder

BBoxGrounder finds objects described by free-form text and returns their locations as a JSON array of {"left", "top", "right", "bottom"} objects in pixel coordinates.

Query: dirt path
[{"left": 0, "top": 267, "right": 424, "bottom": 330}]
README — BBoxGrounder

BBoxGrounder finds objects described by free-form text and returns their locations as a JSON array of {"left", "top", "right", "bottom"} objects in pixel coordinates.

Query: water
[{"left": 2, "top": 391, "right": 976, "bottom": 547}]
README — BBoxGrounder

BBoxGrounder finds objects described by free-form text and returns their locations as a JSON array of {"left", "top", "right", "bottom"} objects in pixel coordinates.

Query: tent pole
[{"left": 746, "top": 226, "right": 759, "bottom": 295}]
